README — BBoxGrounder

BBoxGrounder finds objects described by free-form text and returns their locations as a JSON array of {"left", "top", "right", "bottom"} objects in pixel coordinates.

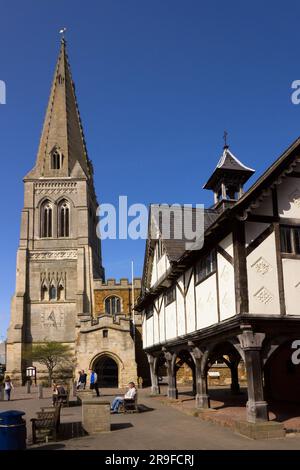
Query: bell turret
[{"left": 203, "top": 139, "right": 254, "bottom": 211}]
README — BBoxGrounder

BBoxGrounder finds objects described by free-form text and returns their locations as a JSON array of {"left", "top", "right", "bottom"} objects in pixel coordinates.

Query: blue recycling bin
[{"left": 0, "top": 410, "right": 26, "bottom": 450}]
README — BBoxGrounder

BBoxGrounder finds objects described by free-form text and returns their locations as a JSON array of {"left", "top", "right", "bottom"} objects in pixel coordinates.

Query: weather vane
[
  {"left": 59, "top": 27, "right": 67, "bottom": 41},
  {"left": 223, "top": 130, "right": 229, "bottom": 148}
]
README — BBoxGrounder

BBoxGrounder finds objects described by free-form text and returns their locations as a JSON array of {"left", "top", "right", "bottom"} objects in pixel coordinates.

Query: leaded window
[
  {"left": 280, "top": 226, "right": 300, "bottom": 254},
  {"left": 195, "top": 250, "right": 217, "bottom": 284},
  {"left": 165, "top": 285, "right": 176, "bottom": 306},
  {"left": 105, "top": 296, "right": 121, "bottom": 315}
]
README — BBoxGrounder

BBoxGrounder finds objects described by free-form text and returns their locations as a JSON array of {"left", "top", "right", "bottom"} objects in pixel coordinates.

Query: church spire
[{"left": 26, "top": 38, "right": 92, "bottom": 179}]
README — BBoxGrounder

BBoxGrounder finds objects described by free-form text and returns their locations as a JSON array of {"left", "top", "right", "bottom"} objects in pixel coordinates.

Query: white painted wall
[
  {"left": 159, "top": 296, "right": 166, "bottom": 343},
  {"left": 217, "top": 253, "right": 236, "bottom": 320},
  {"left": 165, "top": 301, "right": 177, "bottom": 340},
  {"left": 142, "top": 315, "right": 147, "bottom": 348},
  {"left": 150, "top": 243, "right": 170, "bottom": 287},
  {"left": 176, "top": 276, "right": 186, "bottom": 336},
  {"left": 153, "top": 307, "right": 160, "bottom": 345},
  {"left": 247, "top": 232, "right": 280, "bottom": 314},
  {"left": 185, "top": 268, "right": 196, "bottom": 333},
  {"left": 195, "top": 273, "right": 218, "bottom": 329},
  {"left": 282, "top": 259, "right": 300, "bottom": 316},
  {"left": 146, "top": 315, "right": 154, "bottom": 346}
]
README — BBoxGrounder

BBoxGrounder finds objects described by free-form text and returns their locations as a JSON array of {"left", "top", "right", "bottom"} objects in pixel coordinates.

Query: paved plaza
[{"left": 0, "top": 386, "right": 300, "bottom": 450}]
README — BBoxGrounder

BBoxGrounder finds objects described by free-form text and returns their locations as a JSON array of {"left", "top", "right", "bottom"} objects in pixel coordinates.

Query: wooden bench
[
  {"left": 31, "top": 404, "right": 61, "bottom": 444},
  {"left": 121, "top": 394, "right": 139, "bottom": 413}
]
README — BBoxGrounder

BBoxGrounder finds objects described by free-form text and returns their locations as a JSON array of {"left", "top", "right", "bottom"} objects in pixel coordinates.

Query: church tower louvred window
[
  {"left": 58, "top": 200, "right": 70, "bottom": 237},
  {"left": 50, "top": 148, "right": 63, "bottom": 170},
  {"left": 41, "top": 200, "right": 53, "bottom": 238}
]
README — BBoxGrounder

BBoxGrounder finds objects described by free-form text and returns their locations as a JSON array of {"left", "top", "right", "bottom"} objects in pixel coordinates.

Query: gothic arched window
[
  {"left": 58, "top": 200, "right": 70, "bottom": 237},
  {"left": 49, "top": 285, "right": 57, "bottom": 301},
  {"left": 41, "top": 284, "right": 48, "bottom": 301},
  {"left": 41, "top": 200, "right": 53, "bottom": 238},
  {"left": 51, "top": 149, "right": 62, "bottom": 170},
  {"left": 105, "top": 296, "right": 121, "bottom": 315},
  {"left": 57, "top": 283, "right": 65, "bottom": 301}
]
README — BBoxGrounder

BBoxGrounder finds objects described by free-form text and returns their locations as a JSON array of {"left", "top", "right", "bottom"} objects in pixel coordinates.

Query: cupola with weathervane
[{"left": 203, "top": 133, "right": 255, "bottom": 212}]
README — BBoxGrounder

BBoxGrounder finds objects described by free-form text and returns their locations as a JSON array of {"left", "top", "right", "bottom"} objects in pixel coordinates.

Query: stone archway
[
  {"left": 92, "top": 354, "right": 119, "bottom": 388},
  {"left": 175, "top": 350, "right": 195, "bottom": 396}
]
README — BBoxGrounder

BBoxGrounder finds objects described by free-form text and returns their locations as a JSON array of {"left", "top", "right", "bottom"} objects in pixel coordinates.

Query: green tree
[{"left": 27, "top": 342, "right": 75, "bottom": 386}]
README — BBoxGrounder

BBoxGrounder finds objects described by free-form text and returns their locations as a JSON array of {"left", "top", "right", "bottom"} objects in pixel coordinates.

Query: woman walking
[{"left": 4, "top": 376, "right": 13, "bottom": 401}]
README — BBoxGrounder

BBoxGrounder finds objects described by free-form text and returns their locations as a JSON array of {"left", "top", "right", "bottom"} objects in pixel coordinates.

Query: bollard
[
  {"left": 0, "top": 386, "right": 4, "bottom": 401},
  {"left": 73, "top": 382, "right": 77, "bottom": 398},
  {"left": 26, "top": 381, "right": 31, "bottom": 394},
  {"left": 38, "top": 384, "right": 43, "bottom": 399}
]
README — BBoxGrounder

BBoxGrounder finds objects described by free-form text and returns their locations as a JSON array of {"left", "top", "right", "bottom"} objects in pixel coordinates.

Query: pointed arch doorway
[{"left": 94, "top": 355, "right": 119, "bottom": 388}]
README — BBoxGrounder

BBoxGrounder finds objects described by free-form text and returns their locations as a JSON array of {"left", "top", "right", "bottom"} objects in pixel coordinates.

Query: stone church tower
[{"left": 6, "top": 39, "right": 141, "bottom": 384}]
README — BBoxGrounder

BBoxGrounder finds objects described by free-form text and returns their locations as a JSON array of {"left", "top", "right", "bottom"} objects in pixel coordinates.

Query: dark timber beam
[{"left": 233, "top": 220, "right": 249, "bottom": 314}]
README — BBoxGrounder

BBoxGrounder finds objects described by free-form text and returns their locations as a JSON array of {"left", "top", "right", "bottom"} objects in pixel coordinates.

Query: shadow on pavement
[{"left": 111, "top": 422, "right": 133, "bottom": 431}]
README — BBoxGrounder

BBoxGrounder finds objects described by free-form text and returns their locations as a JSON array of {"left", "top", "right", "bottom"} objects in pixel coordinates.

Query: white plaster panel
[
  {"left": 282, "top": 259, "right": 300, "bottom": 316},
  {"left": 247, "top": 232, "right": 280, "bottom": 314},
  {"left": 165, "top": 302, "right": 177, "bottom": 340},
  {"left": 195, "top": 273, "right": 218, "bottom": 329},
  {"left": 277, "top": 177, "right": 300, "bottom": 218},
  {"left": 176, "top": 279, "right": 186, "bottom": 336},
  {"left": 157, "top": 253, "right": 170, "bottom": 281},
  {"left": 153, "top": 308, "right": 160, "bottom": 344},
  {"left": 142, "top": 315, "right": 147, "bottom": 348},
  {"left": 186, "top": 270, "right": 196, "bottom": 333},
  {"left": 217, "top": 254, "right": 236, "bottom": 320},
  {"left": 146, "top": 316, "right": 154, "bottom": 347},
  {"left": 150, "top": 244, "right": 158, "bottom": 287},
  {"left": 245, "top": 221, "right": 270, "bottom": 247},
  {"left": 159, "top": 295, "right": 166, "bottom": 343},
  {"left": 219, "top": 233, "right": 234, "bottom": 257}
]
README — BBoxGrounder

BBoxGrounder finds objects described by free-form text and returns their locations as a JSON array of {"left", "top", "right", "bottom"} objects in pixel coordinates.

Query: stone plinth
[
  {"left": 235, "top": 420, "right": 285, "bottom": 439},
  {"left": 81, "top": 399, "right": 111, "bottom": 434},
  {"left": 76, "top": 389, "right": 94, "bottom": 404}
]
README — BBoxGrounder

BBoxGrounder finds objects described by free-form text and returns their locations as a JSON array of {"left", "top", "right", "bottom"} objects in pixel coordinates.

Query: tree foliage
[{"left": 27, "top": 342, "right": 75, "bottom": 385}]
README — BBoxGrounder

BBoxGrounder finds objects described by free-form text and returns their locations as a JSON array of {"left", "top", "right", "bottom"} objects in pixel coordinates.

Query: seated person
[
  {"left": 111, "top": 382, "right": 137, "bottom": 413},
  {"left": 52, "top": 382, "right": 66, "bottom": 405}
]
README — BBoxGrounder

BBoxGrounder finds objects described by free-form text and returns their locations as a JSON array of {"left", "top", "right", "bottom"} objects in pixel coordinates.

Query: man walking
[{"left": 89, "top": 369, "right": 100, "bottom": 397}]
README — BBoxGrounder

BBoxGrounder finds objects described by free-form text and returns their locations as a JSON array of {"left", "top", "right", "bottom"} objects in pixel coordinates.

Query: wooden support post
[
  {"left": 147, "top": 354, "right": 160, "bottom": 395},
  {"left": 163, "top": 350, "right": 178, "bottom": 399},
  {"left": 238, "top": 327, "right": 268, "bottom": 423},
  {"left": 190, "top": 345, "right": 210, "bottom": 409}
]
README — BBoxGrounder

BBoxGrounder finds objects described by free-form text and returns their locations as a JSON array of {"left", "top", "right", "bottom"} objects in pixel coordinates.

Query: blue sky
[{"left": 1, "top": 0, "right": 300, "bottom": 338}]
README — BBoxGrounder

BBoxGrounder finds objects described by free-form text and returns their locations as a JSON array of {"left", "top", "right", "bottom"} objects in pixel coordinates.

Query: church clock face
[{"left": 41, "top": 311, "right": 64, "bottom": 328}]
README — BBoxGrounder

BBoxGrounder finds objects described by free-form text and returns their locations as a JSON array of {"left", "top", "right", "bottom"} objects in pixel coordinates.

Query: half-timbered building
[{"left": 135, "top": 140, "right": 300, "bottom": 426}]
